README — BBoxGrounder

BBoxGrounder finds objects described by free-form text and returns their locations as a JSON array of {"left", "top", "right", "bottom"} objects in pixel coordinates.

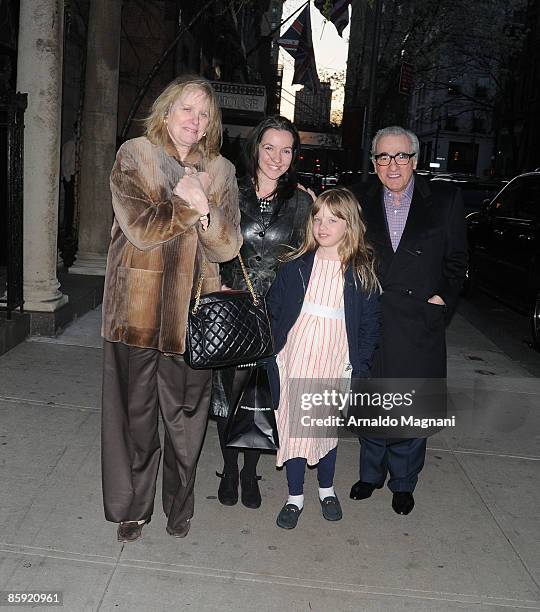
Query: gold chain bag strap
[{"left": 184, "top": 253, "right": 274, "bottom": 369}]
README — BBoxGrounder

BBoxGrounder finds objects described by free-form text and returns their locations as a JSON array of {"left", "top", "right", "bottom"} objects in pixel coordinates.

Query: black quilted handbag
[{"left": 184, "top": 254, "right": 274, "bottom": 369}]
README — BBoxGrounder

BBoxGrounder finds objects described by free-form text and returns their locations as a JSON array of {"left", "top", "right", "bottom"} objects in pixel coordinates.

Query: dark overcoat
[
  {"left": 350, "top": 175, "right": 467, "bottom": 378},
  {"left": 265, "top": 251, "right": 381, "bottom": 408}
]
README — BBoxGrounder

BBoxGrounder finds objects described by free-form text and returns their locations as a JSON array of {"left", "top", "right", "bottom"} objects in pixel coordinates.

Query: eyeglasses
[{"left": 373, "top": 152, "right": 416, "bottom": 166}]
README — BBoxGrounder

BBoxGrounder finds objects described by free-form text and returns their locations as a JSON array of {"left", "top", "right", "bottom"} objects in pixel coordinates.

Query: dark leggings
[
  {"left": 216, "top": 415, "right": 261, "bottom": 476},
  {"left": 285, "top": 447, "right": 337, "bottom": 496}
]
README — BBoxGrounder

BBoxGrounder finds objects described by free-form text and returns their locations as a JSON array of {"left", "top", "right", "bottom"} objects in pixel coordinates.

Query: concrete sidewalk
[{"left": 0, "top": 308, "right": 539, "bottom": 611}]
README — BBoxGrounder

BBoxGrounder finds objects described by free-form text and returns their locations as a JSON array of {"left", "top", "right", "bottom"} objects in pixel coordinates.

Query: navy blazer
[{"left": 265, "top": 251, "right": 380, "bottom": 407}]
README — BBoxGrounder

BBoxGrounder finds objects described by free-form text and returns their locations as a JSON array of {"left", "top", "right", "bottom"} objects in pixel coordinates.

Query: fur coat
[{"left": 101, "top": 136, "right": 242, "bottom": 354}]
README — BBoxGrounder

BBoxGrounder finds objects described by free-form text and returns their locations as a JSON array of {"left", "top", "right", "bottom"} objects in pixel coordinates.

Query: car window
[
  {"left": 513, "top": 176, "right": 540, "bottom": 221},
  {"left": 491, "top": 180, "right": 521, "bottom": 218},
  {"left": 491, "top": 176, "right": 540, "bottom": 221},
  {"left": 461, "top": 184, "right": 499, "bottom": 211}
]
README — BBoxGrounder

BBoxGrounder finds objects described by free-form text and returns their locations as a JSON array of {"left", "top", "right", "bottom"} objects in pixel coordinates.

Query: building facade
[
  {"left": 342, "top": 0, "right": 529, "bottom": 176},
  {"left": 409, "top": 63, "right": 495, "bottom": 176},
  {"left": 1, "top": 0, "right": 286, "bottom": 345},
  {"left": 493, "top": 0, "right": 540, "bottom": 175},
  {"left": 293, "top": 82, "right": 332, "bottom": 130}
]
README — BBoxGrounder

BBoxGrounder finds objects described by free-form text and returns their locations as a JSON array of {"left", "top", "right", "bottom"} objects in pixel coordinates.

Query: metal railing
[{"left": 0, "top": 89, "right": 27, "bottom": 318}]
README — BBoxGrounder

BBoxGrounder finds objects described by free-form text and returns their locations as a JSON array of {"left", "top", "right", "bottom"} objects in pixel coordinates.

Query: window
[
  {"left": 475, "top": 77, "right": 490, "bottom": 100},
  {"left": 491, "top": 181, "right": 519, "bottom": 218},
  {"left": 447, "top": 141, "right": 478, "bottom": 173},
  {"left": 491, "top": 176, "right": 540, "bottom": 220},
  {"left": 445, "top": 116, "right": 458, "bottom": 131},
  {"left": 472, "top": 116, "right": 485, "bottom": 133},
  {"left": 513, "top": 176, "right": 540, "bottom": 221},
  {"left": 475, "top": 85, "right": 488, "bottom": 99}
]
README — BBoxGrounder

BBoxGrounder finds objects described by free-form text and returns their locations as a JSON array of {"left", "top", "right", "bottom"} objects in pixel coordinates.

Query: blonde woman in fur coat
[{"left": 101, "top": 75, "right": 241, "bottom": 543}]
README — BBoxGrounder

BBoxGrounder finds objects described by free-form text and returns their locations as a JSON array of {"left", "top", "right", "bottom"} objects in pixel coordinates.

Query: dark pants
[
  {"left": 285, "top": 447, "right": 338, "bottom": 496},
  {"left": 359, "top": 437, "right": 426, "bottom": 493},
  {"left": 101, "top": 340, "right": 211, "bottom": 531}
]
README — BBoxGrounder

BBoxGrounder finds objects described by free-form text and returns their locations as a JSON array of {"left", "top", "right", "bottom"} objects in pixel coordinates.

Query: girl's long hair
[{"left": 283, "top": 188, "right": 381, "bottom": 294}]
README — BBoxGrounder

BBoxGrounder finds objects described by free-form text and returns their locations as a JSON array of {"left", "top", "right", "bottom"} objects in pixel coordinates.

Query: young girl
[{"left": 266, "top": 187, "right": 380, "bottom": 529}]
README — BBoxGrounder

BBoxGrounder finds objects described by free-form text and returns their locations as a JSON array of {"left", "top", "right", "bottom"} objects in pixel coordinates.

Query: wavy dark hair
[{"left": 242, "top": 115, "right": 300, "bottom": 201}]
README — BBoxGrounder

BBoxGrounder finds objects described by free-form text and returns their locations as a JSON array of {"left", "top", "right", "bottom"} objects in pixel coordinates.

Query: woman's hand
[
  {"left": 173, "top": 168, "right": 211, "bottom": 216},
  {"left": 298, "top": 182, "right": 316, "bottom": 201}
]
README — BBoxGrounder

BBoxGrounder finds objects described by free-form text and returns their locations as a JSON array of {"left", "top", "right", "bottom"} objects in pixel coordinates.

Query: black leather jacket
[{"left": 220, "top": 176, "right": 312, "bottom": 296}]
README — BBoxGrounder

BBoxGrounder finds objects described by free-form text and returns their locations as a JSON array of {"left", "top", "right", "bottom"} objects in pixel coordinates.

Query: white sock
[
  {"left": 319, "top": 486, "right": 335, "bottom": 501},
  {"left": 287, "top": 494, "right": 304, "bottom": 510}
]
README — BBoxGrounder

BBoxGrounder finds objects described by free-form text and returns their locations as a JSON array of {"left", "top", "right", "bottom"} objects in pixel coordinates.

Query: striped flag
[
  {"left": 278, "top": 5, "right": 320, "bottom": 92},
  {"left": 314, "top": 0, "right": 351, "bottom": 37}
]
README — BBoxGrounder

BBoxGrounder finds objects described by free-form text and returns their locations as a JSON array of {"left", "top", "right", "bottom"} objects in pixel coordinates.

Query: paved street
[{"left": 0, "top": 300, "right": 539, "bottom": 611}]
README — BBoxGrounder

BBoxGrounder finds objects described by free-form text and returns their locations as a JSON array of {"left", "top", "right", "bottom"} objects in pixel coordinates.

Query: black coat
[
  {"left": 265, "top": 251, "right": 381, "bottom": 408},
  {"left": 211, "top": 177, "right": 312, "bottom": 418},
  {"left": 349, "top": 175, "right": 467, "bottom": 378},
  {"left": 220, "top": 176, "right": 312, "bottom": 295}
]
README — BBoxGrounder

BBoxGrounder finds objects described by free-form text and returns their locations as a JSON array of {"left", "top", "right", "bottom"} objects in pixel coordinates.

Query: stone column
[
  {"left": 70, "top": 0, "right": 122, "bottom": 275},
  {"left": 17, "top": 0, "right": 68, "bottom": 311}
]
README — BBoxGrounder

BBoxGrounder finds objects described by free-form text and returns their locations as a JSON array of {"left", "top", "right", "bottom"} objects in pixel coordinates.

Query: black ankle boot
[
  {"left": 217, "top": 471, "right": 239, "bottom": 506},
  {"left": 240, "top": 470, "right": 262, "bottom": 509}
]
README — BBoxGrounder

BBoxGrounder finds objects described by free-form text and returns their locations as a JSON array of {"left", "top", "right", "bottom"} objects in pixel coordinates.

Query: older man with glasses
[{"left": 348, "top": 126, "right": 467, "bottom": 515}]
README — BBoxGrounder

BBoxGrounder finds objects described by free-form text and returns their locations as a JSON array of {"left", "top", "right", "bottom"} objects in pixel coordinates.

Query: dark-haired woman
[{"left": 212, "top": 115, "right": 313, "bottom": 509}]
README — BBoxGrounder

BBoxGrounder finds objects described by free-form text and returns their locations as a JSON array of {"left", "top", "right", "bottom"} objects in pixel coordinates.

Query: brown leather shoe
[
  {"left": 166, "top": 519, "right": 191, "bottom": 538},
  {"left": 117, "top": 521, "right": 146, "bottom": 543}
]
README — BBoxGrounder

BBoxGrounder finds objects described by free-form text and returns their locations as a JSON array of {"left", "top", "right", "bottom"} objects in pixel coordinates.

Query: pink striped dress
[{"left": 276, "top": 252, "right": 350, "bottom": 467}]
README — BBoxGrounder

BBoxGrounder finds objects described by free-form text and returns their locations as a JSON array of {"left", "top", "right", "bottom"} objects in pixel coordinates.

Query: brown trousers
[{"left": 101, "top": 340, "right": 211, "bottom": 531}]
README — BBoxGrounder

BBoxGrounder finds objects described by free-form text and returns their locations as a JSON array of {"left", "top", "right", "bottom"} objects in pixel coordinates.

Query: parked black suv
[
  {"left": 466, "top": 171, "right": 540, "bottom": 349},
  {"left": 430, "top": 174, "right": 506, "bottom": 214}
]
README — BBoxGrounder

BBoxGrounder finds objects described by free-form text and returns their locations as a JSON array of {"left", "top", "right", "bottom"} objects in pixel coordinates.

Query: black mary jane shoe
[
  {"left": 240, "top": 470, "right": 262, "bottom": 509},
  {"left": 217, "top": 471, "right": 239, "bottom": 506}
]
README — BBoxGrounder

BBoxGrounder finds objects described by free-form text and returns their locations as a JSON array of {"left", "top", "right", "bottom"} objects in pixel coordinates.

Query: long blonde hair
[
  {"left": 144, "top": 75, "right": 222, "bottom": 160},
  {"left": 283, "top": 187, "right": 380, "bottom": 294}
]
